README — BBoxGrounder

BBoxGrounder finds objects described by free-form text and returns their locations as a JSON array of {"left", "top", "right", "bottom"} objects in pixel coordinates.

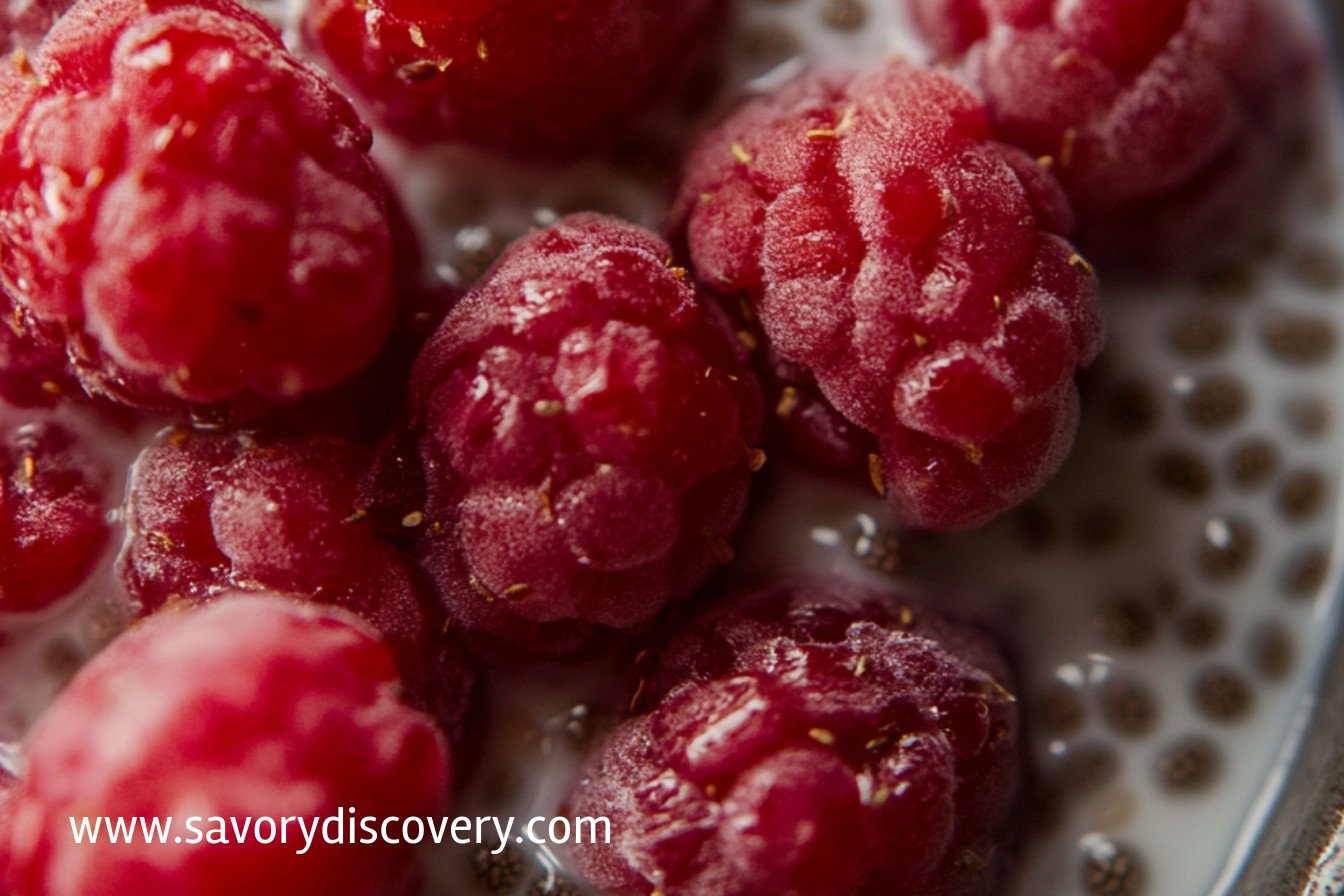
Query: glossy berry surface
[
  {"left": 0, "top": 595, "right": 449, "bottom": 896},
  {"left": 302, "top": 0, "right": 726, "bottom": 156},
  {"left": 118, "top": 429, "right": 472, "bottom": 734},
  {"left": 905, "top": 0, "right": 1320, "bottom": 268},
  {"left": 390, "top": 213, "right": 763, "bottom": 654},
  {"left": 571, "top": 580, "right": 1021, "bottom": 896},
  {"left": 1, "top": 420, "right": 108, "bottom": 614},
  {"left": 0, "top": 0, "right": 397, "bottom": 414},
  {"left": 678, "top": 62, "right": 1103, "bottom": 530}
]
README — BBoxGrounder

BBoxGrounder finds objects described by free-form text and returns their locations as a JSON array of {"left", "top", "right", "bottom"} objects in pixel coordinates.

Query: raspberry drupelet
[
  {"left": 387, "top": 213, "right": 764, "bottom": 654},
  {"left": 0, "top": 326, "right": 75, "bottom": 408},
  {"left": 0, "top": 0, "right": 398, "bottom": 415},
  {"left": 302, "top": 0, "right": 727, "bottom": 157},
  {"left": 571, "top": 580, "right": 1021, "bottom": 896},
  {"left": 903, "top": 0, "right": 1320, "bottom": 269},
  {"left": 0, "top": 0, "right": 69, "bottom": 53},
  {"left": 118, "top": 429, "right": 473, "bottom": 735},
  {"left": 0, "top": 595, "right": 450, "bottom": 896},
  {"left": 1, "top": 420, "right": 109, "bottom": 614},
  {"left": 677, "top": 62, "right": 1103, "bottom": 531}
]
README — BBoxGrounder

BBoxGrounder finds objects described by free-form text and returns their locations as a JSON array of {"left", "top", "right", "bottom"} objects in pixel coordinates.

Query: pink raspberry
[
  {"left": 903, "top": 0, "right": 1321, "bottom": 268},
  {"left": 677, "top": 62, "right": 1103, "bottom": 531},
  {"left": 0, "top": 0, "right": 398, "bottom": 415},
  {"left": 1, "top": 420, "right": 109, "bottom": 614},
  {"left": 302, "top": 0, "right": 727, "bottom": 156},
  {"left": 0, "top": 595, "right": 449, "bottom": 896},
  {"left": 571, "top": 580, "right": 1021, "bottom": 896},
  {"left": 118, "top": 429, "right": 473, "bottom": 734},
  {"left": 387, "top": 213, "right": 763, "bottom": 654}
]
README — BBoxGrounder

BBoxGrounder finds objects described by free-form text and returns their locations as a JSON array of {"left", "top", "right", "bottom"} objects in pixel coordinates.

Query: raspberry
[
  {"left": 0, "top": 595, "right": 449, "bottom": 896},
  {"left": 1, "top": 420, "right": 109, "bottom": 614},
  {"left": 388, "top": 213, "right": 763, "bottom": 654},
  {"left": 0, "top": 0, "right": 397, "bottom": 414},
  {"left": 302, "top": 0, "right": 727, "bottom": 156},
  {"left": 904, "top": 0, "right": 1320, "bottom": 268},
  {"left": 118, "top": 428, "right": 473, "bottom": 734},
  {"left": 571, "top": 580, "right": 1021, "bottom": 896},
  {"left": 677, "top": 62, "right": 1103, "bottom": 531}
]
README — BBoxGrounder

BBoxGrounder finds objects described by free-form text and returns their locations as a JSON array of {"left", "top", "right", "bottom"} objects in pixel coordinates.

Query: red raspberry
[
  {"left": 118, "top": 429, "right": 473, "bottom": 734},
  {"left": 390, "top": 214, "right": 763, "bottom": 654},
  {"left": 677, "top": 62, "right": 1103, "bottom": 531},
  {"left": 0, "top": 0, "right": 397, "bottom": 414},
  {"left": 571, "top": 580, "right": 1021, "bottom": 896},
  {"left": 904, "top": 0, "right": 1320, "bottom": 268},
  {"left": 0, "top": 595, "right": 449, "bottom": 896},
  {"left": 302, "top": 0, "right": 727, "bottom": 156},
  {"left": 1, "top": 420, "right": 109, "bottom": 614}
]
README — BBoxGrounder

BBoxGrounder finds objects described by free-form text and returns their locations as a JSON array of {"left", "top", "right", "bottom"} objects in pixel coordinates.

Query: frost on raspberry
[
  {"left": 118, "top": 428, "right": 473, "bottom": 736},
  {"left": 571, "top": 580, "right": 1022, "bottom": 896},
  {"left": 302, "top": 0, "right": 728, "bottom": 156},
  {"left": 903, "top": 0, "right": 1322, "bottom": 269},
  {"left": 677, "top": 62, "right": 1103, "bottom": 531},
  {"left": 0, "top": 0, "right": 397, "bottom": 415},
  {"left": 388, "top": 213, "right": 764, "bottom": 654},
  {"left": 0, "top": 420, "right": 109, "bottom": 614},
  {"left": 0, "top": 595, "right": 450, "bottom": 896}
]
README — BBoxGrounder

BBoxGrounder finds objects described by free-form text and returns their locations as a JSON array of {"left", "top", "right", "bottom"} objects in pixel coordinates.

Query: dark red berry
[
  {"left": 118, "top": 428, "right": 472, "bottom": 735},
  {"left": 677, "top": 62, "right": 1103, "bottom": 531},
  {"left": 0, "top": 419, "right": 109, "bottom": 614},
  {"left": 387, "top": 213, "right": 763, "bottom": 654},
  {"left": 0, "top": 595, "right": 449, "bottom": 896},
  {"left": 904, "top": 0, "right": 1321, "bottom": 268},
  {"left": 571, "top": 580, "right": 1021, "bottom": 896},
  {"left": 0, "top": 0, "right": 397, "bottom": 414},
  {"left": 302, "top": 0, "right": 728, "bottom": 156}
]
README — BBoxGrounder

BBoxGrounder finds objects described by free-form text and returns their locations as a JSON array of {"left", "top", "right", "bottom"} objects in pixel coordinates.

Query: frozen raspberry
[
  {"left": 1, "top": 420, "right": 109, "bottom": 614},
  {"left": 389, "top": 213, "right": 763, "bottom": 654},
  {"left": 302, "top": 0, "right": 727, "bottom": 156},
  {"left": 571, "top": 580, "right": 1021, "bottom": 896},
  {"left": 118, "top": 429, "right": 473, "bottom": 735},
  {"left": 0, "top": 595, "right": 449, "bottom": 896},
  {"left": 0, "top": 0, "right": 397, "bottom": 415},
  {"left": 677, "top": 62, "right": 1103, "bottom": 531},
  {"left": 903, "top": 0, "right": 1320, "bottom": 268}
]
